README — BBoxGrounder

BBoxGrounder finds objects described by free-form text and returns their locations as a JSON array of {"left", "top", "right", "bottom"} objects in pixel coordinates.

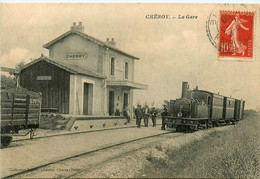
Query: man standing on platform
[
  {"left": 150, "top": 107, "right": 158, "bottom": 127},
  {"left": 161, "top": 105, "right": 168, "bottom": 130},
  {"left": 134, "top": 104, "right": 143, "bottom": 128},
  {"left": 143, "top": 105, "right": 150, "bottom": 127},
  {"left": 123, "top": 106, "right": 130, "bottom": 123}
]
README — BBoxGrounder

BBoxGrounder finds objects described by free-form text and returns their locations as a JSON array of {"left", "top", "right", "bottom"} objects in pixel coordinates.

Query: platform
[{"left": 69, "top": 116, "right": 128, "bottom": 131}]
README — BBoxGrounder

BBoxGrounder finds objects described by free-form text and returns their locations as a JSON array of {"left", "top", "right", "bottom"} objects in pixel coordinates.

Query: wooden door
[
  {"left": 124, "top": 93, "right": 128, "bottom": 108},
  {"left": 109, "top": 91, "right": 114, "bottom": 115},
  {"left": 83, "top": 83, "right": 89, "bottom": 115}
]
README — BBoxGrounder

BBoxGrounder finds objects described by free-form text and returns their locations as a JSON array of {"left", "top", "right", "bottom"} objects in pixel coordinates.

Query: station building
[{"left": 20, "top": 22, "right": 147, "bottom": 116}]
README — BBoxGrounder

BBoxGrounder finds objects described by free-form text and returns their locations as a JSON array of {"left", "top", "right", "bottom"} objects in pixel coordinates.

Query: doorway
[
  {"left": 109, "top": 91, "right": 115, "bottom": 115},
  {"left": 83, "top": 83, "right": 93, "bottom": 115},
  {"left": 124, "top": 93, "right": 129, "bottom": 108}
]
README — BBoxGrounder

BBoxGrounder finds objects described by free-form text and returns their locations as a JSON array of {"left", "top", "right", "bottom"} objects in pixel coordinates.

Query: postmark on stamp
[{"left": 218, "top": 11, "right": 254, "bottom": 60}]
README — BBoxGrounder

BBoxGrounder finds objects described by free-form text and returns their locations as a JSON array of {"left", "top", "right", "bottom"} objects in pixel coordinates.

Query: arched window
[
  {"left": 125, "top": 62, "right": 128, "bottom": 79},
  {"left": 110, "top": 57, "right": 115, "bottom": 76}
]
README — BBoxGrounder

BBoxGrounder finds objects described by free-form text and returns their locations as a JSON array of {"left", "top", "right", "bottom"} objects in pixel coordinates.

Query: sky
[{"left": 1, "top": 3, "right": 260, "bottom": 109}]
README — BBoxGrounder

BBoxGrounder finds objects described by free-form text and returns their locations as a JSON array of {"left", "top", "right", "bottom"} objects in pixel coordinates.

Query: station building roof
[
  {"left": 43, "top": 29, "right": 139, "bottom": 60},
  {"left": 21, "top": 54, "right": 106, "bottom": 79}
]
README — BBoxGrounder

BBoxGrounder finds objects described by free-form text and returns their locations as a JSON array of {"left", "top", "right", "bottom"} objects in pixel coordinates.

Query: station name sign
[{"left": 65, "top": 52, "right": 88, "bottom": 60}]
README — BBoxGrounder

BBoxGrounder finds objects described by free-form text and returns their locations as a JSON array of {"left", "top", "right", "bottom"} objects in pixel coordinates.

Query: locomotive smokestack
[{"left": 181, "top": 82, "right": 188, "bottom": 98}]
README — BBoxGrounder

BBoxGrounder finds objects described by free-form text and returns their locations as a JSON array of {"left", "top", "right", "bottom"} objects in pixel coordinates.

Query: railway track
[
  {"left": 12, "top": 125, "right": 137, "bottom": 142},
  {"left": 3, "top": 131, "right": 176, "bottom": 179}
]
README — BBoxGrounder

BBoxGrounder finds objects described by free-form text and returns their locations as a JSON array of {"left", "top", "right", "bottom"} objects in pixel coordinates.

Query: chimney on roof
[
  {"left": 70, "top": 22, "right": 84, "bottom": 32},
  {"left": 106, "top": 37, "right": 116, "bottom": 46}
]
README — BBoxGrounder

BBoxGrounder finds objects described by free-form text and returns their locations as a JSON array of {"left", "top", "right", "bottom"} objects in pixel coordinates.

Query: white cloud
[{"left": 1, "top": 48, "right": 33, "bottom": 68}]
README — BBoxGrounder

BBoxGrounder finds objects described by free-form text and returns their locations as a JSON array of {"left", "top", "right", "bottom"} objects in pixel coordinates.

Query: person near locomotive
[
  {"left": 161, "top": 105, "right": 168, "bottom": 130},
  {"left": 150, "top": 107, "right": 158, "bottom": 127},
  {"left": 134, "top": 104, "right": 143, "bottom": 128},
  {"left": 143, "top": 105, "right": 150, "bottom": 127}
]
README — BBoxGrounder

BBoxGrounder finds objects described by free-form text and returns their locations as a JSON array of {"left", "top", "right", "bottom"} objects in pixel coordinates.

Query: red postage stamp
[{"left": 219, "top": 11, "right": 254, "bottom": 60}]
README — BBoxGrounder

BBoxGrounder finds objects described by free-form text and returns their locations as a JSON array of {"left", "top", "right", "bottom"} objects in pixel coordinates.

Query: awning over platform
[{"left": 106, "top": 80, "right": 148, "bottom": 90}]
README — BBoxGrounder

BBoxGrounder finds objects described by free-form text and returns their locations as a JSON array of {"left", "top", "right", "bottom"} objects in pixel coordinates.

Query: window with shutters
[
  {"left": 110, "top": 57, "right": 115, "bottom": 76},
  {"left": 125, "top": 62, "right": 128, "bottom": 79}
]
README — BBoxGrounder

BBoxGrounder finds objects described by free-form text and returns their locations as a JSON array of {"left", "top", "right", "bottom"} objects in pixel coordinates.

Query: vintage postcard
[{"left": 0, "top": 3, "right": 260, "bottom": 178}]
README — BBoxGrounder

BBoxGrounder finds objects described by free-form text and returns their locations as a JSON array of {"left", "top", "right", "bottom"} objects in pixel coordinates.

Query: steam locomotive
[{"left": 163, "top": 82, "right": 245, "bottom": 132}]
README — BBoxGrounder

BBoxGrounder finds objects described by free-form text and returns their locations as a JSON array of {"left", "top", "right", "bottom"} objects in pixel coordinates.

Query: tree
[
  {"left": 1, "top": 60, "right": 26, "bottom": 89},
  {"left": 1, "top": 75, "right": 16, "bottom": 89},
  {"left": 15, "top": 60, "right": 26, "bottom": 72}
]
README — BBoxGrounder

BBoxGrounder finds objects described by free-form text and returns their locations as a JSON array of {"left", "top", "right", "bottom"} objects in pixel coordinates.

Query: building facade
[{"left": 20, "top": 22, "right": 147, "bottom": 116}]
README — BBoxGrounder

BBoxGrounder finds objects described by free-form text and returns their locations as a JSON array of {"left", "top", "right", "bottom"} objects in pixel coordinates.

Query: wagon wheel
[{"left": 1, "top": 136, "right": 13, "bottom": 148}]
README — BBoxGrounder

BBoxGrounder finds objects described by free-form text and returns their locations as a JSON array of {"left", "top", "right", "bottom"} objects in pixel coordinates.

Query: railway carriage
[
  {"left": 223, "top": 97, "right": 236, "bottom": 124},
  {"left": 163, "top": 82, "right": 245, "bottom": 132},
  {"left": 1, "top": 87, "right": 42, "bottom": 148},
  {"left": 235, "top": 99, "right": 245, "bottom": 120}
]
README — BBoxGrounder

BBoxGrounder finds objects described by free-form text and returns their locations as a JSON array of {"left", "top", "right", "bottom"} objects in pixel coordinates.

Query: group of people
[
  {"left": 119, "top": 104, "right": 169, "bottom": 129},
  {"left": 134, "top": 104, "right": 158, "bottom": 128}
]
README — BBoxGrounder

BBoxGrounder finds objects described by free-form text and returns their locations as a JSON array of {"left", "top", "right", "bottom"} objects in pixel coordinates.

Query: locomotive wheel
[
  {"left": 190, "top": 124, "right": 198, "bottom": 132},
  {"left": 180, "top": 125, "right": 186, "bottom": 132},
  {"left": 1, "top": 136, "right": 13, "bottom": 148}
]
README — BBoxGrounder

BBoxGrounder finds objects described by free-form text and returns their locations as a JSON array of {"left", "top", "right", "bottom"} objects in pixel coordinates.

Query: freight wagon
[{"left": 1, "top": 87, "right": 42, "bottom": 148}]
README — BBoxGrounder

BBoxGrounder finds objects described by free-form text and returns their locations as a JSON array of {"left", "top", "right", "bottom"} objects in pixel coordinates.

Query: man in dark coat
[
  {"left": 134, "top": 104, "right": 143, "bottom": 128},
  {"left": 150, "top": 107, "right": 158, "bottom": 127},
  {"left": 161, "top": 105, "right": 168, "bottom": 130}
]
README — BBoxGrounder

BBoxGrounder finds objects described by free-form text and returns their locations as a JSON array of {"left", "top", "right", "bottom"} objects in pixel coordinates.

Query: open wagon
[{"left": 1, "top": 87, "right": 42, "bottom": 148}]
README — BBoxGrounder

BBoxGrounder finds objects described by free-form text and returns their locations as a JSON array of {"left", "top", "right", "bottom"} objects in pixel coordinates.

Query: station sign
[{"left": 65, "top": 52, "right": 88, "bottom": 60}]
